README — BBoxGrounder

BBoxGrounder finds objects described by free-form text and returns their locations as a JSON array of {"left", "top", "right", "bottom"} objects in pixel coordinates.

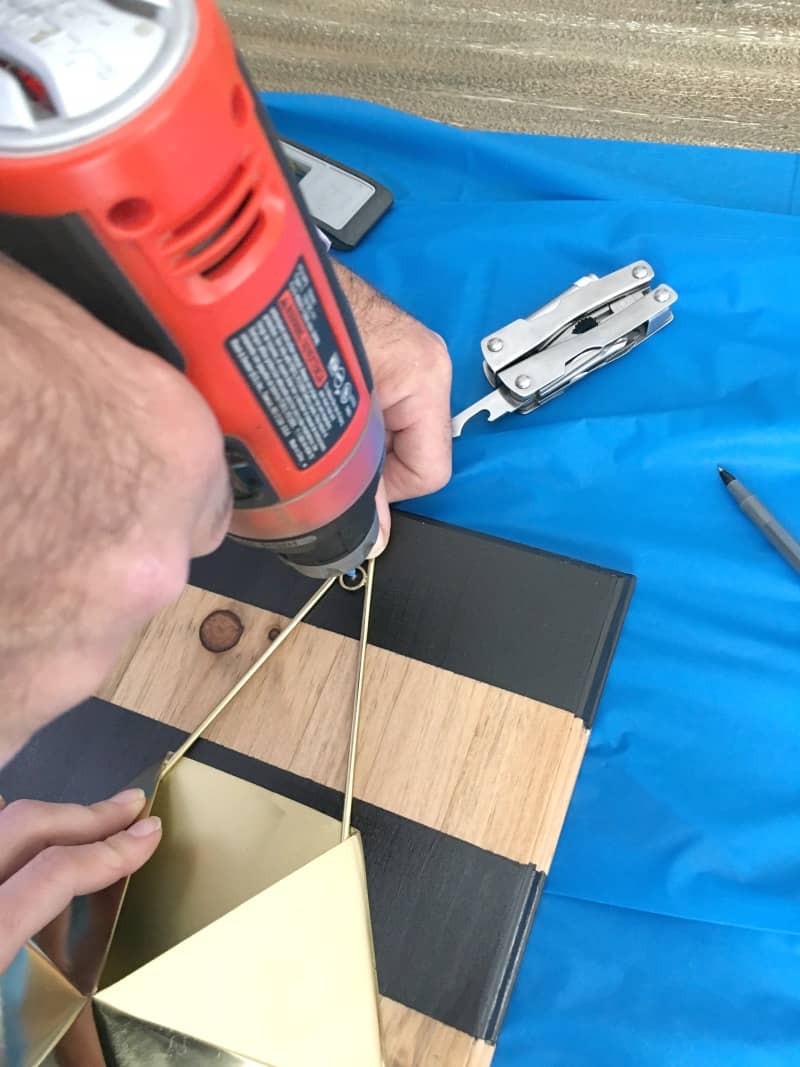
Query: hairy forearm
[
  {"left": 330, "top": 259, "right": 453, "bottom": 503},
  {"left": 331, "top": 260, "right": 406, "bottom": 337},
  {"left": 0, "top": 257, "right": 230, "bottom": 759},
  {"left": 0, "top": 259, "right": 147, "bottom": 640}
]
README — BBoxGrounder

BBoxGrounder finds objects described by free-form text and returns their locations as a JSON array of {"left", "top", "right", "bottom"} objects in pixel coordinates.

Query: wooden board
[
  {"left": 222, "top": 0, "right": 800, "bottom": 150},
  {"left": 2, "top": 512, "right": 633, "bottom": 1065},
  {"left": 99, "top": 583, "right": 588, "bottom": 871}
]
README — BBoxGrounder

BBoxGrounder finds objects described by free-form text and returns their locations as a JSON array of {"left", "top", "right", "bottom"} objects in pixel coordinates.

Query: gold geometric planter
[{"left": 2, "top": 572, "right": 383, "bottom": 1066}]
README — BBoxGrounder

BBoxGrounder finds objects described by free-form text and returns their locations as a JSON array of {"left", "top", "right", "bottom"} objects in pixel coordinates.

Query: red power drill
[{"left": 0, "top": 0, "right": 384, "bottom": 578}]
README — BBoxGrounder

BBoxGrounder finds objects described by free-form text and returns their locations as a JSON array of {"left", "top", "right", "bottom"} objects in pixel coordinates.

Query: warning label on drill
[{"left": 225, "top": 258, "right": 358, "bottom": 469}]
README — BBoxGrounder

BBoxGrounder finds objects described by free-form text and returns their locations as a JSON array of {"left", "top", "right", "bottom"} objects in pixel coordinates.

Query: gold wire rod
[
  {"left": 162, "top": 575, "right": 338, "bottom": 777},
  {"left": 341, "top": 555, "right": 375, "bottom": 842}
]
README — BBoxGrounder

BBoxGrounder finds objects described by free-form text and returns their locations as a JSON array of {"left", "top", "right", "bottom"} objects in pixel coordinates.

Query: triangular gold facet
[
  {"left": 92, "top": 1000, "right": 271, "bottom": 1065},
  {"left": 96, "top": 832, "right": 383, "bottom": 1067},
  {"left": 1, "top": 944, "right": 84, "bottom": 1067},
  {"left": 100, "top": 758, "right": 340, "bottom": 988}
]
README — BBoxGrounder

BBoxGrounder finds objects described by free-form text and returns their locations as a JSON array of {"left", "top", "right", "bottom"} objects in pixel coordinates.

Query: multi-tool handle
[
  {"left": 496, "top": 283, "right": 676, "bottom": 408},
  {"left": 480, "top": 261, "right": 657, "bottom": 377},
  {"left": 452, "top": 262, "right": 677, "bottom": 437}
]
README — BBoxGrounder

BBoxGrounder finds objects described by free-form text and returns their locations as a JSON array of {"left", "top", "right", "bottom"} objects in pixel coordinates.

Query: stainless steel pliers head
[{"left": 452, "top": 261, "right": 677, "bottom": 437}]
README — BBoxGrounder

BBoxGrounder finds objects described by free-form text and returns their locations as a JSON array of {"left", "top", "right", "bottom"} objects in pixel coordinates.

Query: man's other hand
[
  {"left": 0, "top": 789, "right": 161, "bottom": 974},
  {"left": 332, "top": 262, "right": 453, "bottom": 552}
]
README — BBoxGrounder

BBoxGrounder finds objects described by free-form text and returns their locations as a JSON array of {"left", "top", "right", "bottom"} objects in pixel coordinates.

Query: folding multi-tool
[{"left": 451, "top": 262, "right": 677, "bottom": 437}]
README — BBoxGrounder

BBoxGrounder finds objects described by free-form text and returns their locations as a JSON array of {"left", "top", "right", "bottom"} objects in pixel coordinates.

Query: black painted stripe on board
[
  {"left": 1, "top": 698, "right": 543, "bottom": 1044},
  {"left": 191, "top": 510, "right": 634, "bottom": 726}
]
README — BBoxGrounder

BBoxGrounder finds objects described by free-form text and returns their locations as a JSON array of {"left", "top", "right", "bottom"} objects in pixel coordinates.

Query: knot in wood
[{"left": 199, "top": 610, "right": 244, "bottom": 653}]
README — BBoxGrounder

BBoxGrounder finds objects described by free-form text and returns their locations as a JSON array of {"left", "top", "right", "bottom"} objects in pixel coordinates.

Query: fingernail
[
  {"left": 128, "top": 816, "right": 161, "bottom": 838},
  {"left": 368, "top": 525, "right": 388, "bottom": 559},
  {"left": 109, "top": 788, "right": 146, "bottom": 807}
]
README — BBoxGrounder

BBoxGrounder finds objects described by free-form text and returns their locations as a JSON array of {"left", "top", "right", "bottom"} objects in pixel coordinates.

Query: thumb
[
  {"left": 368, "top": 479, "right": 391, "bottom": 559},
  {"left": 0, "top": 817, "right": 161, "bottom": 974}
]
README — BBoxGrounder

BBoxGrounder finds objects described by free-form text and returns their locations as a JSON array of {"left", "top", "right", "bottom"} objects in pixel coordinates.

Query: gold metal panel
[
  {"left": 30, "top": 763, "right": 164, "bottom": 1002},
  {"left": 91, "top": 1002, "right": 270, "bottom": 1066},
  {"left": 1, "top": 945, "right": 83, "bottom": 1067},
  {"left": 37, "top": 999, "right": 271, "bottom": 1066},
  {"left": 101, "top": 758, "right": 340, "bottom": 988},
  {"left": 96, "top": 832, "right": 383, "bottom": 1067}
]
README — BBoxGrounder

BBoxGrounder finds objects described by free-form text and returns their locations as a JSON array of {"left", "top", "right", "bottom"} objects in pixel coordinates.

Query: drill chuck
[{"left": 232, "top": 470, "right": 382, "bottom": 579}]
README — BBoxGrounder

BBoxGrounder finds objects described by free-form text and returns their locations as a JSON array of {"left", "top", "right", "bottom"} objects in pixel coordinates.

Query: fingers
[
  {"left": 369, "top": 480, "right": 391, "bottom": 558},
  {"left": 0, "top": 788, "right": 147, "bottom": 882},
  {"left": 0, "top": 814, "right": 161, "bottom": 974},
  {"left": 328, "top": 260, "right": 453, "bottom": 504},
  {"left": 383, "top": 414, "right": 452, "bottom": 502},
  {"left": 378, "top": 329, "right": 452, "bottom": 504},
  {"left": 382, "top": 363, "right": 453, "bottom": 503}
]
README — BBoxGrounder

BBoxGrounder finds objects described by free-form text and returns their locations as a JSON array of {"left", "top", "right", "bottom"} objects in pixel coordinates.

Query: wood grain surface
[
  {"left": 85, "top": 508, "right": 634, "bottom": 1064},
  {"left": 222, "top": 0, "right": 800, "bottom": 150},
  {"left": 98, "top": 583, "right": 587, "bottom": 872},
  {"left": 96, "top": 580, "right": 574, "bottom": 1063},
  {"left": 379, "top": 999, "right": 493, "bottom": 1067}
]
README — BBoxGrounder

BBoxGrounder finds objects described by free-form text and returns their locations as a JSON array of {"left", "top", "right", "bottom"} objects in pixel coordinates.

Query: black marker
[{"left": 718, "top": 466, "right": 800, "bottom": 576}]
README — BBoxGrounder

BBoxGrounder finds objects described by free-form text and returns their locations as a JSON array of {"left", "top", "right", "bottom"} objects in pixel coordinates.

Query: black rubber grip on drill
[{"left": 232, "top": 466, "right": 381, "bottom": 567}]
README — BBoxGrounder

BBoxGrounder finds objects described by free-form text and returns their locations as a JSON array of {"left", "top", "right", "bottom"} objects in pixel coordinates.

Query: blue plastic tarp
[{"left": 267, "top": 92, "right": 800, "bottom": 1065}]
